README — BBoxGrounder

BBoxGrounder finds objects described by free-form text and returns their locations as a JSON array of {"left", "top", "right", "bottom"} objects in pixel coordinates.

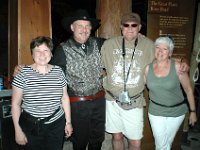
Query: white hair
[{"left": 154, "top": 36, "right": 174, "bottom": 52}]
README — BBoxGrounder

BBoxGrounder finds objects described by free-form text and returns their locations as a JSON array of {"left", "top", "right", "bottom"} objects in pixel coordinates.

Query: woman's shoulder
[
  {"left": 173, "top": 58, "right": 181, "bottom": 72},
  {"left": 52, "top": 65, "right": 66, "bottom": 74},
  {"left": 21, "top": 65, "right": 33, "bottom": 73},
  {"left": 52, "top": 65, "right": 62, "bottom": 70}
]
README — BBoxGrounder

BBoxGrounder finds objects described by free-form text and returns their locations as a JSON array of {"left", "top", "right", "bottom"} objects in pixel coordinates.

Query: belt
[
  {"left": 106, "top": 90, "right": 142, "bottom": 101},
  {"left": 150, "top": 99, "right": 185, "bottom": 107},
  {"left": 70, "top": 90, "right": 105, "bottom": 103},
  {"left": 21, "top": 107, "right": 60, "bottom": 124}
]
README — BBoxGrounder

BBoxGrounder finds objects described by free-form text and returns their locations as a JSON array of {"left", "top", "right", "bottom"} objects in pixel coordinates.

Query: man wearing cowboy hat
[{"left": 50, "top": 9, "right": 106, "bottom": 150}]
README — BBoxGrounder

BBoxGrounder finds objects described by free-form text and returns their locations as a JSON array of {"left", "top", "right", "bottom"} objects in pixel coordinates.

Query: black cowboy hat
[{"left": 62, "top": 9, "right": 101, "bottom": 32}]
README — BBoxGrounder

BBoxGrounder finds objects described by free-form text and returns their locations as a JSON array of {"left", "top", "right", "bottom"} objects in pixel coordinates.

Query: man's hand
[
  {"left": 13, "top": 65, "right": 25, "bottom": 77},
  {"left": 177, "top": 58, "right": 189, "bottom": 74}
]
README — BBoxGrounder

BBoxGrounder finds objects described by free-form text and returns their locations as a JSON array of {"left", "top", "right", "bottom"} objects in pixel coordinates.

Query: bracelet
[
  {"left": 190, "top": 110, "right": 196, "bottom": 112},
  {"left": 66, "top": 122, "right": 71, "bottom": 126}
]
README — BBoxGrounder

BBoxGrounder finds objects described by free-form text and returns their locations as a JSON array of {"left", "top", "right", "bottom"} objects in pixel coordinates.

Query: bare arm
[
  {"left": 61, "top": 86, "right": 73, "bottom": 137},
  {"left": 144, "top": 64, "right": 150, "bottom": 85},
  {"left": 176, "top": 62, "right": 197, "bottom": 126},
  {"left": 11, "top": 86, "right": 28, "bottom": 145}
]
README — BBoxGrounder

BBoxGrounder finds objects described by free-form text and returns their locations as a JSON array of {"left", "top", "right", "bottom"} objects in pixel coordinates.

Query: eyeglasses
[{"left": 123, "top": 24, "right": 138, "bottom": 28}]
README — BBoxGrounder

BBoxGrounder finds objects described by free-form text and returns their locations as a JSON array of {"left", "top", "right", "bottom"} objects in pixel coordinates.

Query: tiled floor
[
  {"left": 181, "top": 129, "right": 200, "bottom": 150},
  {"left": 63, "top": 129, "right": 200, "bottom": 150}
]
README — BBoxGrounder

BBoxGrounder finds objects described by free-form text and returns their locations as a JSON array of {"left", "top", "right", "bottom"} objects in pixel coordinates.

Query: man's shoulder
[
  {"left": 104, "top": 36, "right": 122, "bottom": 44},
  {"left": 138, "top": 35, "right": 154, "bottom": 44},
  {"left": 89, "top": 36, "right": 106, "bottom": 49},
  {"left": 60, "top": 39, "right": 71, "bottom": 46},
  {"left": 56, "top": 39, "right": 72, "bottom": 51},
  {"left": 90, "top": 36, "right": 106, "bottom": 43}
]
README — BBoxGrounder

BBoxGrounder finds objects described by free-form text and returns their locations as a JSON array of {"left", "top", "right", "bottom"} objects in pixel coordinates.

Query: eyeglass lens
[{"left": 123, "top": 24, "right": 138, "bottom": 28}]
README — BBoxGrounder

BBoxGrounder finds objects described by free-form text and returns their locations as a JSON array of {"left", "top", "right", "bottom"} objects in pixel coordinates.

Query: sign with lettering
[{"left": 147, "top": 0, "right": 196, "bottom": 61}]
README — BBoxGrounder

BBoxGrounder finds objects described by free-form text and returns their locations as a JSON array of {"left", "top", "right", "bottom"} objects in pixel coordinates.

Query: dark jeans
[
  {"left": 70, "top": 96, "right": 105, "bottom": 150},
  {"left": 19, "top": 114, "right": 65, "bottom": 150}
]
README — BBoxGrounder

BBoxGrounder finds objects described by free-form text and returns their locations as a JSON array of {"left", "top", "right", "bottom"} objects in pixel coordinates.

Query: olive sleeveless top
[{"left": 146, "top": 59, "right": 188, "bottom": 117}]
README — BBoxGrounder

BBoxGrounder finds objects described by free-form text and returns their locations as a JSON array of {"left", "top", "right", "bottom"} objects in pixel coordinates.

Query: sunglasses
[{"left": 123, "top": 24, "right": 138, "bottom": 28}]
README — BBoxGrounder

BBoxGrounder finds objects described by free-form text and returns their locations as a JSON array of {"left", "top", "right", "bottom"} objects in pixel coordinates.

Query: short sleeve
[
  {"left": 58, "top": 66, "right": 67, "bottom": 87},
  {"left": 12, "top": 70, "right": 25, "bottom": 90}
]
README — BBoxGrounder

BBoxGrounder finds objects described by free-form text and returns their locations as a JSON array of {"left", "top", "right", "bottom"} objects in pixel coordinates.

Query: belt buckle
[
  {"left": 116, "top": 99, "right": 132, "bottom": 105},
  {"left": 79, "top": 97, "right": 88, "bottom": 101}
]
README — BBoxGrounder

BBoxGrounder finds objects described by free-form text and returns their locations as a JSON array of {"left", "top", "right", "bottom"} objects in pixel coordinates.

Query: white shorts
[{"left": 105, "top": 100, "right": 144, "bottom": 140}]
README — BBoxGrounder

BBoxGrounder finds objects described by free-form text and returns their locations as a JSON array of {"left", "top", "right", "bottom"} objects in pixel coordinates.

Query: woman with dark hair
[{"left": 11, "top": 36, "right": 72, "bottom": 150}]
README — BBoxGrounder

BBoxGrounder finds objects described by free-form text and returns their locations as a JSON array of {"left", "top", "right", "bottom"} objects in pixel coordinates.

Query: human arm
[
  {"left": 61, "top": 86, "right": 73, "bottom": 137},
  {"left": 11, "top": 86, "right": 28, "bottom": 145},
  {"left": 176, "top": 62, "right": 197, "bottom": 126},
  {"left": 144, "top": 64, "right": 150, "bottom": 85}
]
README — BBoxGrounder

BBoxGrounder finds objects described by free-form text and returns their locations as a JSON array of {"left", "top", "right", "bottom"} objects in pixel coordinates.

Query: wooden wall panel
[
  {"left": 19, "top": 0, "right": 52, "bottom": 65},
  {"left": 9, "top": 0, "right": 51, "bottom": 79},
  {"left": 96, "top": 0, "right": 132, "bottom": 39}
]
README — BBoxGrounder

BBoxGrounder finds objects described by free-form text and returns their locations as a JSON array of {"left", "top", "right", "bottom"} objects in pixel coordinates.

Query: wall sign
[{"left": 147, "top": 0, "right": 196, "bottom": 62}]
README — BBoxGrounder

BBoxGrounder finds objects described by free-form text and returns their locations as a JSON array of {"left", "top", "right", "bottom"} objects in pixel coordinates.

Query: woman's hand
[
  {"left": 189, "top": 112, "right": 197, "bottom": 126},
  {"left": 65, "top": 122, "right": 73, "bottom": 138},
  {"left": 15, "top": 128, "right": 28, "bottom": 145}
]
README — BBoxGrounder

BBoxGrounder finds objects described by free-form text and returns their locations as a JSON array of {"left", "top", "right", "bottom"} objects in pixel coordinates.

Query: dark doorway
[{"left": 0, "top": 0, "right": 8, "bottom": 75}]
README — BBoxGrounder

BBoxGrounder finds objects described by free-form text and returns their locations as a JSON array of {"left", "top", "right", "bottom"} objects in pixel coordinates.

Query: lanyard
[{"left": 122, "top": 38, "right": 138, "bottom": 91}]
